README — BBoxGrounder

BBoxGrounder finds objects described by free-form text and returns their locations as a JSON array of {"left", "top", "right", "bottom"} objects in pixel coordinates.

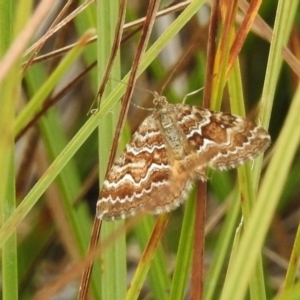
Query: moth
[{"left": 97, "top": 92, "right": 270, "bottom": 220}]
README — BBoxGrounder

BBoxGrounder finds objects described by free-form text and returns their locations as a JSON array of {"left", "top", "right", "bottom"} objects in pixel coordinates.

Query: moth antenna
[
  {"left": 131, "top": 102, "right": 155, "bottom": 112},
  {"left": 160, "top": 44, "right": 193, "bottom": 94},
  {"left": 182, "top": 87, "right": 204, "bottom": 104}
]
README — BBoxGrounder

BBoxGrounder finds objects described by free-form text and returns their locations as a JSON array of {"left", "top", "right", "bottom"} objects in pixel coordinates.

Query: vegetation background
[{"left": 0, "top": 0, "right": 300, "bottom": 299}]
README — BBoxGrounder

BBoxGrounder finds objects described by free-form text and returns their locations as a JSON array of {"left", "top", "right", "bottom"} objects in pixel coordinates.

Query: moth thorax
[{"left": 159, "top": 113, "right": 185, "bottom": 158}]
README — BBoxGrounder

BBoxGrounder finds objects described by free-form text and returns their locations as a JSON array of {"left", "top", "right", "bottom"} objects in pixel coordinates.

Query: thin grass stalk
[
  {"left": 210, "top": 0, "right": 238, "bottom": 111},
  {"left": 96, "top": 1, "right": 126, "bottom": 299},
  {"left": 191, "top": 182, "right": 206, "bottom": 299}
]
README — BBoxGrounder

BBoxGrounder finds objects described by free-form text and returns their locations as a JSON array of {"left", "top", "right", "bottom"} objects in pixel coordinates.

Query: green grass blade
[
  {"left": 96, "top": 0, "right": 126, "bottom": 299},
  {"left": 281, "top": 223, "right": 300, "bottom": 291},
  {"left": 14, "top": 30, "right": 94, "bottom": 136},
  {"left": 169, "top": 189, "right": 196, "bottom": 300},
  {"left": 220, "top": 79, "right": 300, "bottom": 300},
  {"left": 229, "top": 60, "right": 267, "bottom": 299},
  {"left": 125, "top": 214, "right": 170, "bottom": 300},
  {"left": 204, "top": 189, "right": 240, "bottom": 300},
  {"left": 0, "top": 0, "right": 29, "bottom": 299},
  {"left": 134, "top": 216, "right": 171, "bottom": 300},
  {"left": 220, "top": 0, "right": 298, "bottom": 298}
]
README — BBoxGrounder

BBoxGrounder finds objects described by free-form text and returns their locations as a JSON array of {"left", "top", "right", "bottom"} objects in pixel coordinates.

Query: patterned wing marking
[
  {"left": 176, "top": 105, "right": 271, "bottom": 170},
  {"left": 97, "top": 115, "right": 198, "bottom": 220}
]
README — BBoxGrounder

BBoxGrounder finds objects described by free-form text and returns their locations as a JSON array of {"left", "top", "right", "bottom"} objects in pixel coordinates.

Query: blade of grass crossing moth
[
  {"left": 133, "top": 216, "right": 171, "bottom": 300},
  {"left": 169, "top": 188, "right": 196, "bottom": 300},
  {"left": 96, "top": 1, "right": 126, "bottom": 299},
  {"left": 125, "top": 214, "right": 170, "bottom": 300},
  {"left": 99, "top": 1, "right": 162, "bottom": 299}
]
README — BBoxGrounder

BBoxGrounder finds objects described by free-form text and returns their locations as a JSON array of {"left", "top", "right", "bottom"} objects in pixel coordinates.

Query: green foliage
[{"left": 0, "top": 0, "right": 300, "bottom": 299}]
